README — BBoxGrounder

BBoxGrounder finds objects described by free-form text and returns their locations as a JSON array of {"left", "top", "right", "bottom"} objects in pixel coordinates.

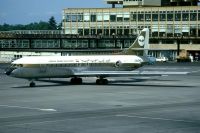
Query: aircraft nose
[
  {"left": 5, "top": 70, "right": 12, "bottom": 76},
  {"left": 5, "top": 68, "right": 16, "bottom": 76}
]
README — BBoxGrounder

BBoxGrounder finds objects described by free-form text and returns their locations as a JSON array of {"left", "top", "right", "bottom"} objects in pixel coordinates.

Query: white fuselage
[{"left": 7, "top": 55, "right": 146, "bottom": 79}]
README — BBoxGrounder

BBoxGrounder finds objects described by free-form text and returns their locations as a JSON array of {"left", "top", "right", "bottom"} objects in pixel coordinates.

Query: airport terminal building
[
  {"left": 62, "top": 0, "right": 200, "bottom": 59},
  {"left": 0, "top": 0, "right": 200, "bottom": 61}
]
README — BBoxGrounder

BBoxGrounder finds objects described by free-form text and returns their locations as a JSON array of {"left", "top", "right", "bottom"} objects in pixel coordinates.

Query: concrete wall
[
  {"left": 123, "top": 0, "right": 161, "bottom": 6},
  {"left": 143, "top": 0, "right": 161, "bottom": 6},
  {"left": 150, "top": 44, "right": 200, "bottom": 51}
]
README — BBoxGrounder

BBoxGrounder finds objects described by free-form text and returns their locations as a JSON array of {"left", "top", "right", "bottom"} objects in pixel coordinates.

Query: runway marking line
[
  {"left": 0, "top": 115, "right": 112, "bottom": 127},
  {"left": 116, "top": 114, "right": 195, "bottom": 123},
  {"left": 1, "top": 113, "right": 198, "bottom": 127},
  {"left": 0, "top": 105, "right": 57, "bottom": 112}
]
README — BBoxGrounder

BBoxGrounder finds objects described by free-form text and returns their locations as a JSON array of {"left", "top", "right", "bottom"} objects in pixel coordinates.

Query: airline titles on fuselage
[{"left": 48, "top": 59, "right": 112, "bottom": 64}]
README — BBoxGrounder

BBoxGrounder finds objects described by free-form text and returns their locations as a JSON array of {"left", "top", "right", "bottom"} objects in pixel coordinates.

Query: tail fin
[{"left": 121, "top": 28, "right": 149, "bottom": 55}]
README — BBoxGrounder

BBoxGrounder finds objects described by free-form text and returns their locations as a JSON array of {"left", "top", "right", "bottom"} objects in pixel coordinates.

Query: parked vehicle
[
  {"left": 156, "top": 57, "right": 168, "bottom": 62},
  {"left": 147, "top": 55, "right": 156, "bottom": 64}
]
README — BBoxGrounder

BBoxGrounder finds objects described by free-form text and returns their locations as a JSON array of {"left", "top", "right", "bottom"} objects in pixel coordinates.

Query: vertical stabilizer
[{"left": 121, "top": 28, "right": 149, "bottom": 55}]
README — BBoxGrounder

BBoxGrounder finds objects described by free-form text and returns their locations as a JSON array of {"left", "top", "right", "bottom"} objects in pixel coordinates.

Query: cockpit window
[
  {"left": 11, "top": 64, "right": 23, "bottom": 68},
  {"left": 18, "top": 64, "right": 23, "bottom": 67},
  {"left": 11, "top": 64, "right": 16, "bottom": 68}
]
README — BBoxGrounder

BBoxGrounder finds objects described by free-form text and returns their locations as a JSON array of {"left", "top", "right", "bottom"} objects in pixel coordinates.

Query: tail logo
[
  {"left": 138, "top": 36, "right": 145, "bottom": 47},
  {"left": 115, "top": 60, "right": 122, "bottom": 67}
]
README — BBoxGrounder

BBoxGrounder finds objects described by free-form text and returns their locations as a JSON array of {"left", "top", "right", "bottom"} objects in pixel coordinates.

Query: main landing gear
[
  {"left": 70, "top": 77, "right": 83, "bottom": 84},
  {"left": 28, "top": 77, "right": 108, "bottom": 87},
  {"left": 96, "top": 78, "right": 108, "bottom": 85},
  {"left": 29, "top": 81, "right": 36, "bottom": 87},
  {"left": 70, "top": 77, "right": 108, "bottom": 85}
]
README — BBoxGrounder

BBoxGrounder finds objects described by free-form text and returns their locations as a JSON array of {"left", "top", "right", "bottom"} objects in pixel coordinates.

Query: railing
[
  {"left": 0, "top": 30, "right": 63, "bottom": 39},
  {"left": 0, "top": 30, "right": 199, "bottom": 39},
  {"left": 0, "top": 30, "right": 62, "bottom": 34}
]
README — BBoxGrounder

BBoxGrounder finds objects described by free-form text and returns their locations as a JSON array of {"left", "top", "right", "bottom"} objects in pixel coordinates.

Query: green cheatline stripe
[{"left": 22, "top": 63, "right": 142, "bottom": 68}]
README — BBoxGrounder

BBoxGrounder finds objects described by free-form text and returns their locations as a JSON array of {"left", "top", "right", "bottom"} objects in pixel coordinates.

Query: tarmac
[{"left": 0, "top": 62, "right": 200, "bottom": 133}]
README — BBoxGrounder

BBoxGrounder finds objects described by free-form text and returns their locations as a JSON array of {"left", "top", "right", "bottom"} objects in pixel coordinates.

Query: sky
[{"left": 0, "top": 0, "right": 108, "bottom": 25}]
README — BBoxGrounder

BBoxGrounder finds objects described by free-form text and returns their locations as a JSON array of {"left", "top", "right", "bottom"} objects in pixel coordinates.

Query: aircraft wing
[{"left": 73, "top": 70, "right": 189, "bottom": 77}]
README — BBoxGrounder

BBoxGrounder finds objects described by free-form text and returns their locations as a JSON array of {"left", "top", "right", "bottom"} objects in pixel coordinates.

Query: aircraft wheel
[
  {"left": 96, "top": 79, "right": 100, "bottom": 85},
  {"left": 96, "top": 79, "right": 108, "bottom": 85},
  {"left": 77, "top": 78, "right": 82, "bottom": 84},
  {"left": 70, "top": 78, "right": 75, "bottom": 84},
  {"left": 103, "top": 79, "right": 108, "bottom": 85},
  {"left": 30, "top": 82, "right": 36, "bottom": 87},
  {"left": 70, "top": 77, "right": 82, "bottom": 84}
]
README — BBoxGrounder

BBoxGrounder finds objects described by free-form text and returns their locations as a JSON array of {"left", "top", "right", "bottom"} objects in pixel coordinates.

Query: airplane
[{"left": 4, "top": 28, "right": 175, "bottom": 87}]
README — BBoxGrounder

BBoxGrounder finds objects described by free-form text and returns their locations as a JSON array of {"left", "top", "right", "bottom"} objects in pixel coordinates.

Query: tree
[
  {"left": 48, "top": 16, "right": 57, "bottom": 30},
  {"left": 1, "top": 23, "right": 11, "bottom": 31},
  {"left": 38, "top": 21, "right": 50, "bottom": 30},
  {"left": 0, "top": 16, "right": 59, "bottom": 31},
  {"left": 57, "top": 22, "right": 62, "bottom": 30}
]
